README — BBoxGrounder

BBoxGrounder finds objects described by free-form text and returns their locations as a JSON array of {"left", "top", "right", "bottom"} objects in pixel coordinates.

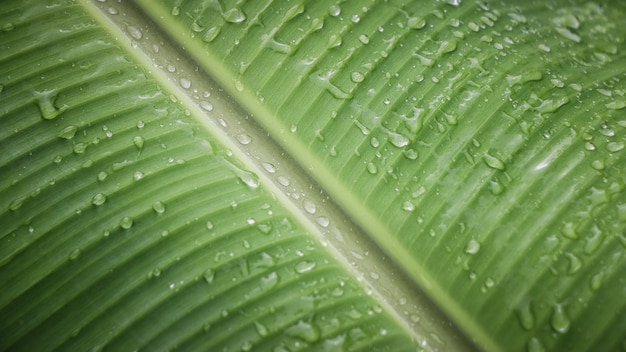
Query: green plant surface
[{"left": 1, "top": 0, "right": 625, "bottom": 351}]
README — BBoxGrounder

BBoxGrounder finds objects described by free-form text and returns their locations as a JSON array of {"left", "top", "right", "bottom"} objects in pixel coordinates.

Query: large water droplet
[
  {"left": 34, "top": 90, "right": 66, "bottom": 120},
  {"left": 254, "top": 321, "right": 269, "bottom": 337},
  {"left": 483, "top": 153, "right": 506, "bottom": 170},
  {"left": 203, "top": 268, "right": 215, "bottom": 284},
  {"left": 465, "top": 239, "right": 481, "bottom": 254},
  {"left": 57, "top": 125, "right": 78, "bottom": 139},
  {"left": 286, "top": 320, "right": 319, "bottom": 343},
  {"left": 120, "top": 216, "right": 133, "bottom": 230},
  {"left": 152, "top": 201, "right": 166, "bottom": 214},
  {"left": 295, "top": 260, "right": 316, "bottom": 274},
  {"left": 550, "top": 304, "right": 570, "bottom": 334},
  {"left": 516, "top": 302, "right": 535, "bottom": 330},
  {"left": 92, "top": 193, "right": 107, "bottom": 206}
]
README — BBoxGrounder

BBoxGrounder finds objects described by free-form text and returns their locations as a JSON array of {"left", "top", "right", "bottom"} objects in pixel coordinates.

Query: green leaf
[{"left": 2, "top": 0, "right": 625, "bottom": 351}]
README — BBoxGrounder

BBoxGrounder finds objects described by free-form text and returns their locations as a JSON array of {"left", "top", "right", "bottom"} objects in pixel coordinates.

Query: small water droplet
[
  {"left": 465, "top": 239, "right": 481, "bottom": 254},
  {"left": 408, "top": 16, "right": 426, "bottom": 29},
  {"left": 206, "top": 221, "right": 214, "bottom": 230},
  {"left": 560, "top": 222, "right": 579, "bottom": 240},
  {"left": 527, "top": 337, "right": 545, "bottom": 352},
  {"left": 92, "top": 193, "right": 107, "bottom": 206},
  {"left": 388, "top": 131, "right": 409, "bottom": 148},
  {"left": 516, "top": 302, "right": 535, "bottom": 330},
  {"left": 286, "top": 320, "right": 319, "bottom": 343},
  {"left": 133, "top": 171, "right": 144, "bottom": 181},
  {"left": 483, "top": 153, "right": 506, "bottom": 170},
  {"left": 316, "top": 216, "right": 329, "bottom": 227},
  {"left": 171, "top": 6, "right": 180, "bottom": 16},
  {"left": 57, "top": 125, "right": 78, "bottom": 139},
  {"left": 97, "top": 171, "right": 108, "bottom": 182},
  {"left": 351, "top": 71, "right": 365, "bottom": 83},
  {"left": 180, "top": 78, "right": 191, "bottom": 89},
  {"left": 133, "top": 136, "right": 144, "bottom": 151},
  {"left": 591, "top": 159, "right": 605, "bottom": 170},
  {"left": 402, "top": 200, "right": 415, "bottom": 212},
  {"left": 73, "top": 142, "right": 87, "bottom": 154},
  {"left": 295, "top": 260, "right": 316, "bottom": 274},
  {"left": 607, "top": 141, "right": 624, "bottom": 153},
  {"left": 404, "top": 149, "right": 418, "bottom": 160},
  {"left": 257, "top": 223, "right": 272, "bottom": 234},
  {"left": 224, "top": 7, "right": 246, "bottom": 23},
  {"left": 236, "top": 134, "right": 251, "bottom": 145},
  {"left": 328, "top": 5, "right": 341, "bottom": 17},
  {"left": 203, "top": 268, "right": 215, "bottom": 284},
  {"left": 590, "top": 272, "right": 603, "bottom": 291},
  {"left": 34, "top": 90, "right": 66, "bottom": 120},
  {"left": 238, "top": 170, "right": 260, "bottom": 189},
  {"left": 199, "top": 101, "right": 213, "bottom": 111},
  {"left": 254, "top": 321, "right": 268, "bottom": 337},
  {"left": 260, "top": 271, "right": 279, "bottom": 290},
  {"left": 152, "top": 201, "right": 165, "bottom": 214},
  {"left": 366, "top": 162, "right": 378, "bottom": 174},
  {"left": 120, "top": 216, "right": 133, "bottom": 229},
  {"left": 550, "top": 304, "right": 570, "bottom": 334},
  {"left": 127, "top": 25, "right": 143, "bottom": 40},
  {"left": 68, "top": 248, "right": 81, "bottom": 260},
  {"left": 8, "top": 196, "right": 26, "bottom": 211},
  {"left": 565, "top": 252, "right": 582, "bottom": 274}
]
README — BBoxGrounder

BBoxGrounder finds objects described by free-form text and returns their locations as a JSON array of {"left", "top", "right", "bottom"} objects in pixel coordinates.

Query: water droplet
[
  {"left": 607, "top": 141, "right": 624, "bottom": 153},
  {"left": 295, "top": 260, "right": 316, "bottom": 274},
  {"left": 180, "top": 78, "right": 191, "bottom": 89},
  {"left": 2, "top": 22, "right": 15, "bottom": 31},
  {"left": 366, "top": 162, "right": 378, "bottom": 174},
  {"left": 328, "top": 5, "right": 341, "bottom": 16},
  {"left": 316, "top": 216, "right": 329, "bottom": 227},
  {"left": 73, "top": 142, "right": 87, "bottom": 154},
  {"left": 408, "top": 16, "right": 426, "bottom": 29},
  {"left": 236, "top": 134, "right": 251, "bottom": 145},
  {"left": 120, "top": 216, "right": 133, "bottom": 229},
  {"left": 465, "top": 239, "right": 481, "bottom": 254},
  {"left": 133, "top": 136, "right": 144, "bottom": 151},
  {"left": 133, "top": 171, "right": 144, "bottom": 181},
  {"left": 591, "top": 159, "right": 605, "bottom": 170},
  {"left": 206, "top": 221, "right": 214, "bottom": 230},
  {"left": 152, "top": 201, "right": 165, "bottom": 214},
  {"left": 202, "top": 26, "right": 220, "bottom": 42},
  {"left": 560, "top": 222, "right": 579, "bottom": 240},
  {"left": 606, "top": 100, "right": 626, "bottom": 110},
  {"left": 550, "top": 304, "right": 570, "bottom": 334},
  {"left": 92, "top": 193, "right": 107, "bottom": 206},
  {"left": 565, "top": 252, "right": 582, "bottom": 274},
  {"left": 516, "top": 302, "right": 535, "bottom": 330},
  {"left": 404, "top": 149, "right": 418, "bottom": 160},
  {"left": 68, "top": 248, "right": 81, "bottom": 260},
  {"left": 555, "top": 27, "right": 580, "bottom": 42},
  {"left": 238, "top": 170, "right": 259, "bottom": 189},
  {"left": 590, "top": 272, "right": 603, "bottom": 291},
  {"left": 34, "top": 90, "right": 66, "bottom": 120},
  {"left": 8, "top": 196, "right": 26, "bottom": 211},
  {"left": 57, "top": 125, "right": 78, "bottom": 139},
  {"left": 402, "top": 200, "right": 415, "bottom": 212},
  {"left": 241, "top": 341, "right": 253, "bottom": 351},
  {"left": 257, "top": 223, "right": 272, "bottom": 234},
  {"left": 483, "top": 153, "right": 506, "bottom": 170},
  {"left": 351, "top": 71, "right": 365, "bottom": 83},
  {"left": 388, "top": 131, "right": 409, "bottom": 148},
  {"left": 97, "top": 171, "right": 108, "bottom": 182},
  {"left": 199, "top": 101, "right": 213, "bottom": 111},
  {"left": 224, "top": 7, "right": 246, "bottom": 23},
  {"left": 254, "top": 321, "right": 269, "bottom": 337},
  {"left": 127, "top": 25, "right": 143, "bottom": 40},
  {"left": 286, "top": 320, "right": 319, "bottom": 343},
  {"left": 260, "top": 271, "right": 278, "bottom": 290},
  {"left": 527, "top": 337, "right": 545, "bottom": 352},
  {"left": 203, "top": 268, "right": 215, "bottom": 284},
  {"left": 488, "top": 179, "right": 505, "bottom": 195}
]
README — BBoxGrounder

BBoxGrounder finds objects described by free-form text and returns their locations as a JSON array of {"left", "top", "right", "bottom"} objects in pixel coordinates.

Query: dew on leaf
[
  {"left": 465, "top": 239, "right": 481, "bottom": 255},
  {"left": 8, "top": 196, "right": 26, "bottom": 211},
  {"left": 286, "top": 320, "right": 320, "bottom": 343},
  {"left": 92, "top": 193, "right": 107, "bottom": 206},
  {"left": 254, "top": 321, "right": 269, "bottom": 337},
  {"left": 483, "top": 153, "right": 506, "bottom": 170},
  {"left": 152, "top": 201, "right": 165, "bottom": 214},
  {"left": 295, "top": 260, "right": 316, "bottom": 274},
  {"left": 73, "top": 142, "right": 87, "bottom": 154},
  {"left": 550, "top": 304, "right": 570, "bottom": 334},
  {"left": 57, "top": 125, "right": 78, "bottom": 139},
  {"left": 120, "top": 216, "right": 133, "bottom": 229},
  {"left": 203, "top": 268, "right": 215, "bottom": 284},
  {"left": 224, "top": 7, "right": 246, "bottom": 23},
  {"left": 527, "top": 337, "right": 545, "bottom": 352},
  {"left": 515, "top": 302, "right": 535, "bottom": 330}
]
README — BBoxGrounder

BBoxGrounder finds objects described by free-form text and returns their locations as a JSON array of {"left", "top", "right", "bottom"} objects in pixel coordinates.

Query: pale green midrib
[{"left": 82, "top": 0, "right": 432, "bottom": 349}]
